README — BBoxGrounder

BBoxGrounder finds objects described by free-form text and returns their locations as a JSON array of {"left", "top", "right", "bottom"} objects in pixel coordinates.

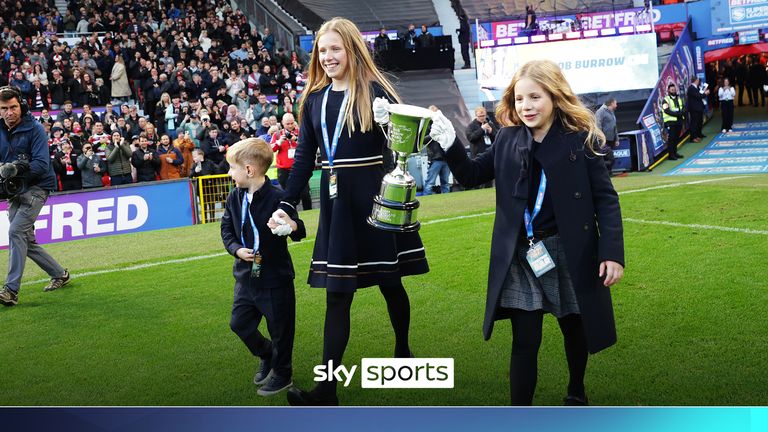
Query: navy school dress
[{"left": 279, "top": 83, "right": 429, "bottom": 293}]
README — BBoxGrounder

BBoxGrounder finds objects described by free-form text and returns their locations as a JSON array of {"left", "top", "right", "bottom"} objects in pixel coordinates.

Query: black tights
[
  {"left": 313, "top": 282, "right": 411, "bottom": 396},
  {"left": 509, "top": 309, "right": 588, "bottom": 405}
]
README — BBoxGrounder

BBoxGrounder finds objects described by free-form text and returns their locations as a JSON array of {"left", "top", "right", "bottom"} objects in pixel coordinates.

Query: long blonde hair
[
  {"left": 495, "top": 60, "right": 604, "bottom": 152},
  {"left": 299, "top": 17, "right": 401, "bottom": 135}
]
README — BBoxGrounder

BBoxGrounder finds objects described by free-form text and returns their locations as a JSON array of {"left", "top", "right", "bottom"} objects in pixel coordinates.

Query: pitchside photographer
[{"left": 0, "top": 86, "right": 70, "bottom": 307}]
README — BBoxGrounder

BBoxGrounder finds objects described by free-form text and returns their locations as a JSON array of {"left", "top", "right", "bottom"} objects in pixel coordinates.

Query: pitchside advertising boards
[
  {"left": 0, "top": 180, "right": 195, "bottom": 249},
  {"left": 711, "top": 0, "right": 768, "bottom": 34}
]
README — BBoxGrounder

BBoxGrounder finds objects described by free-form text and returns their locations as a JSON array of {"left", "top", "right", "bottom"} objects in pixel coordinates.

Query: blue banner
[
  {"left": 712, "top": 0, "right": 768, "bottom": 34},
  {"left": 0, "top": 180, "right": 195, "bottom": 249},
  {"left": 636, "top": 22, "right": 698, "bottom": 157}
]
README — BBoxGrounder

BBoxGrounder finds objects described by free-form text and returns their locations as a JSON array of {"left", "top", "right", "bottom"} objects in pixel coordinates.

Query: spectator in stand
[
  {"left": 155, "top": 92, "right": 172, "bottom": 134},
  {"left": 202, "top": 126, "right": 228, "bottom": 171},
  {"left": 260, "top": 65, "right": 278, "bottom": 96},
  {"left": 165, "top": 94, "right": 183, "bottom": 140},
  {"left": 56, "top": 101, "right": 76, "bottom": 123},
  {"left": 263, "top": 27, "right": 275, "bottom": 54},
  {"left": 270, "top": 113, "right": 311, "bottom": 209},
  {"left": 277, "top": 95, "right": 298, "bottom": 122},
  {"left": 27, "top": 63, "right": 48, "bottom": 86},
  {"left": 132, "top": 134, "right": 160, "bottom": 182},
  {"left": 175, "top": 132, "right": 196, "bottom": 177},
  {"left": 252, "top": 93, "right": 277, "bottom": 124},
  {"left": 403, "top": 23, "right": 418, "bottom": 51},
  {"left": 374, "top": 28, "right": 390, "bottom": 54},
  {"left": 106, "top": 131, "right": 133, "bottom": 185},
  {"left": 157, "top": 133, "right": 184, "bottom": 180},
  {"left": 38, "top": 109, "right": 54, "bottom": 126},
  {"left": 68, "top": 68, "right": 86, "bottom": 107},
  {"left": 77, "top": 142, "right": 106, "bottom": 189},
  {"left": 418, "top": 25, "right": 434, "bottom": 48},
  {"left": 29, "top": 79, "right": 49, "bottom": 111},
  {"left": 53, "top": 140, "right": 81, "bottom": 191},
  {"left": 190, "top": 147, "right": 218, "bottom": 182},
  {"left": 10, "top": 71, "right": 31, "bottom": 100},
  {"left": 49, "top": 70, "right": 67, "bottom": 110},
  {"left": 110, "top": 55, "right": 131, "bottom": 105}
]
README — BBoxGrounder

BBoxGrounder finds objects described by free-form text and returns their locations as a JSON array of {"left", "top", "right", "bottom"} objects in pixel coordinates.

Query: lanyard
[
  {"left": 240, "top": 192, "right": 259, "bottom": 253},
  {"left": 523, "top": 171, "right": 547, "bottom": 244},
  {"left": 320, "top": 85, "right": 349, "bottom": 170}
]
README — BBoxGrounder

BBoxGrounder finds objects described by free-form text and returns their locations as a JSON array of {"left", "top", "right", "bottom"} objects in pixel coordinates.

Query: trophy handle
[
  {"left": 417, "top": 117, "right": 434, "bottom": 154},
  {"left": 378, "top": 123, "right": 391, "bottom": 143}
]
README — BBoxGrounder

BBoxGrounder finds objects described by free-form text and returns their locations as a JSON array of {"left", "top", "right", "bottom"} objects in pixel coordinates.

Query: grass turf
[{"left": 1, "top": 172, "right": 766, "bottom": 406}]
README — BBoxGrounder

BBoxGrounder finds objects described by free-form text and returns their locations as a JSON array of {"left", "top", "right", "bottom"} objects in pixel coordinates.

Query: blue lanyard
[
  {"left": 320, "top": 85, "right": 349, "bottom": 170},
  {"left": 240, "top": 192, "right": 259, "bottom": 253},
  {"left": 523, "top": 171, "right": 547, "bottom": 241}
]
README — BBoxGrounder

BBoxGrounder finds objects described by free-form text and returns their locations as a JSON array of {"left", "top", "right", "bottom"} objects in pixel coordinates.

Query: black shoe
[
  {"left": 668, "top": 155, "right": 678, "bottom": 160},
  {"left": 700, "top": 134, "right": 706, "bottom": 138},
  {"left": 676, "top": 154, "right": 684, "bottom": 158},
  {"left": 286, "top": 387, "right": 339, "bottom": 406},
  {"left": 0, "top": 286, "right": 19, "bottom": 306},
  {"left": 257, "top": 374, "right": 293, "bottom": 396},
  {"left": 253, "top": 355, "right": 272, "bottom": 385},
  {"left": 564, "top": 394, "right": 589, "bottom": 406},
  {"left": 44, "top": 269, "right": 71, "bottom": 292}
]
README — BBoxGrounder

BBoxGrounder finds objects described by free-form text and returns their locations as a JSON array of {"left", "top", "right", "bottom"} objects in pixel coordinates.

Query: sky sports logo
[{"left": 313, "top": 358, "right": 454, "bottom": 389}]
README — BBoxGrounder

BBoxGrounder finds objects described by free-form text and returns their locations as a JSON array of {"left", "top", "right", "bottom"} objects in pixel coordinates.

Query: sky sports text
[{"left": 313, "top": 358, "right": 454, "bottom": 389}]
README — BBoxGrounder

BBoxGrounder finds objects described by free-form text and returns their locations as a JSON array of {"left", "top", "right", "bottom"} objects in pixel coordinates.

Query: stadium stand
[{"left": 276, "top": 0, "right": 440, "bottom": 32}]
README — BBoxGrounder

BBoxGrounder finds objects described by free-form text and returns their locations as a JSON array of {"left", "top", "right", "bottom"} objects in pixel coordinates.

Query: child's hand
[
  {"left": 236, "top": 248, "right": 255, "bottom": 261},
  {"left": 268, "top": 213, "right": 296, "bottom": 236}
]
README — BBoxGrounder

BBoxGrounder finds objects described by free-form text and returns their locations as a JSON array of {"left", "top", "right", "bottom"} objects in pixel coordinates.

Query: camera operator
[
  {"left": 0, "top": 87, "right": 70, "bottom": 307},
  {"left": 465, "top": 106, "right": 497, "bottom": 189},
  {"left": 270, "top": 113, "right": 312, "bottom": 210}
]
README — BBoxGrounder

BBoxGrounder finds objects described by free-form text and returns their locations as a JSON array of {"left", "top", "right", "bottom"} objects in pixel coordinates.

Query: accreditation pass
[{"left": 525, "top": 241, "right": 556, "bottom": 278}]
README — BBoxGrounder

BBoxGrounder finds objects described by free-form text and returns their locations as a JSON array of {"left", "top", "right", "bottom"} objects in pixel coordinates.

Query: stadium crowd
[{"left": 1, "top": 0, "right": 308, "bottom": 190}]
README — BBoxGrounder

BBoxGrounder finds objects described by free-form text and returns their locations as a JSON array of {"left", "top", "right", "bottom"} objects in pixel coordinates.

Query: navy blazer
[{"left": 445, "top": 121, "right": 624, "bottom": 353}]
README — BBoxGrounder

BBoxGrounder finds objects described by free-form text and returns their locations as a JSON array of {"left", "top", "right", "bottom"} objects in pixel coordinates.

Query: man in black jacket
[
  {"left": 748, "top": 55, "right": 766, "bottom": 107},
  {"left": 686, "top": 77, "right": 708, "bottom": 142},
  {"left": 465, "top": 106, "right": 497, "bottom": 188}
]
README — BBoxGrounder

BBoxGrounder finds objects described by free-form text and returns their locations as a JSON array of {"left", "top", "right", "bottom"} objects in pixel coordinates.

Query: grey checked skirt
[{"left": 500, "top": 234, "right": 580, "bottom": 317}]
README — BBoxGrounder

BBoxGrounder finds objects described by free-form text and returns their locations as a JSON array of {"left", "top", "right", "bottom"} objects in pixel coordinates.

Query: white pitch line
[
  {"left": 18, "top": 175, "right": 757, "bottom": 285},
  {"left": 618, "top": 176, "right": 753, "bottom": 195},
  {"left": 624, "top": 218, "right": 768, "bottom": 235}
]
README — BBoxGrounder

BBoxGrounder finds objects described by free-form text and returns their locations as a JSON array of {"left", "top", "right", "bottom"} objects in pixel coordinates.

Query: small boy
[{"left": 220, "top": 138, "right": 306, "bottom": 397}]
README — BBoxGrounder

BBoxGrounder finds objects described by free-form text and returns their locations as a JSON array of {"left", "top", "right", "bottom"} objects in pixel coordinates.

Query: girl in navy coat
[
  {"left": 272, "top": 17, "right": 428, "bottom": 406},
  {"left": 430, "top": 60, "right": 625, "bottom": 405}
]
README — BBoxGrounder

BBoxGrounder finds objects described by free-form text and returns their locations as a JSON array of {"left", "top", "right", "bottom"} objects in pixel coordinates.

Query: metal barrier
[
  {"left": 195, "top": 169, "right": 322, "bottom": 224},
  {"left": 196, "top": 174, "right": 234, "bottom": 224}
]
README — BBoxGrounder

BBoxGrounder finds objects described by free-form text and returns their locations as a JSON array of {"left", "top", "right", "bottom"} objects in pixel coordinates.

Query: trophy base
[{"left": 367, "top": 196, "right": 420, "bottom": 232}]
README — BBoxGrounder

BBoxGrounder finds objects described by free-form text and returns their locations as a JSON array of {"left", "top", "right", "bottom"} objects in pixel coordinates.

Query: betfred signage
[{"left": 0, "top": 180, "right": 195, "bottom": 249}]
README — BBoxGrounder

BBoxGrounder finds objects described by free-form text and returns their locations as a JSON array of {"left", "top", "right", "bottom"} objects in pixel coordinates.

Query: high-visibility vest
[{"left": 662, "top": 95, "right": 683, "bottom": 124}]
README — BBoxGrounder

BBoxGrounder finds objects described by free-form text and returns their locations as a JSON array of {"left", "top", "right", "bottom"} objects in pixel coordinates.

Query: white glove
[
  {"left": 429, "top": 111, "right": 456, "bottom": 151},
  {"left": 269, "top": 209, "right": 293, "bottom": 236},
  {"left": 373, "top": 97, "right": 391, "bottom": 125},
  {"left": 271, "top": 219, "right": 293, "bottom": 236}
]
